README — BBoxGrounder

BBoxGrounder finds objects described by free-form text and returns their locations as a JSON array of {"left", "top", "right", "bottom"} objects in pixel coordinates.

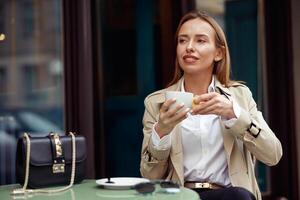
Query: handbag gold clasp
[
  {"left": 52, "top": 133, "right": 63, "bottom": 157},
  {"left": 50, "top": 133, "right": 65, "bottom": 173},
  {"left": 53, "top": 163, "right": 65, "bottom": 173}
]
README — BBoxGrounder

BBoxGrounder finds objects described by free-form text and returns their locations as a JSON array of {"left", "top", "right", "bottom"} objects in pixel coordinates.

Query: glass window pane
[{"left": 0, "top": 0, "right": 64, "bottom": 185}]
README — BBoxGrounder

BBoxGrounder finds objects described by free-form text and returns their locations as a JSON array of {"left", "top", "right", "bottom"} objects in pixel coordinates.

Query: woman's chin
[{"left": 181, "top": 66, "right": 212, "bottom": 75}]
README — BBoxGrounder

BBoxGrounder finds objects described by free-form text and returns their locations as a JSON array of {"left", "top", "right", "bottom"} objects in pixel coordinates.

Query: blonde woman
[{"left": 140, "top": 10, "right": 282, "bottom": 200}]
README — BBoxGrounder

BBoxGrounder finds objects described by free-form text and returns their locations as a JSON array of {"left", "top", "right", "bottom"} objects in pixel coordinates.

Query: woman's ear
[{"left": 214, "top": 47, "right": 224, "bottom": 62}]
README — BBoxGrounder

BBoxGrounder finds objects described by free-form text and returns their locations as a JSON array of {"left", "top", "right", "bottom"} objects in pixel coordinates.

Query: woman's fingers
[
  {"left": 164, "top": 103, "right": 185, "bottom": 118},
  {"left": 193, "top": 92, "right": 218, "bottom": 104},
  {"left": 192, "top": 96, "right": 217, "bottom": 114},
  {"left": 194, "top": 103, "right": 219, "bottom": 115},
  {"left": 172, "top": 108, "right": 190, "bottom": 124},
  {"left": 160, "top": 98, "right": 176, "bottom": 112},
  {"left": 192, "top": 93, "right": 232, "bottom": 117},
  {"left": 157, "top": 99, "right": 190, "bottom": 136}
]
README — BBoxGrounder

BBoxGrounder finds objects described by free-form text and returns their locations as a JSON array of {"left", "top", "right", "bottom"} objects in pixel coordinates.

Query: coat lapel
[
  {"left": 215, "top": 79, "right": 235, "bottom": 158},
  {"left": 221, "top": 125, "right": 235, "bottom": 159}
]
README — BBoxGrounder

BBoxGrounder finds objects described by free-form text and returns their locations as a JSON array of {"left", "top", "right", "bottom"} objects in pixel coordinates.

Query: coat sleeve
[
  {"left": 140, "top": 97, "right": 171, "bottom": 180},
  {"left": 224, "top": 87, "right": 283, "bottom": 166}
]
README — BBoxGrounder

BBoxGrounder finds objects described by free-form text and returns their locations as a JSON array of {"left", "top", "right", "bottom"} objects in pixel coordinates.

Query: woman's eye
[
  {"left": 197, "top": 39, "right": 205, "bottom": 43},
  {"left": 178, "top": 39, "right": 187, "bottom": 44}
]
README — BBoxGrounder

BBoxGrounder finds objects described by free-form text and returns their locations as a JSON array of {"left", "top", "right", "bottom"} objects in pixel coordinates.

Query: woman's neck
[{"left": 183, "top": 73, "right": 213, "bottom": 95}]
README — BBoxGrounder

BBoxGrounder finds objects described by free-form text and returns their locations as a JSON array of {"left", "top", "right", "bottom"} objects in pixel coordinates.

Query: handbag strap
[{"left": 11, "top": 132, "right": 77, "bottom": 195}]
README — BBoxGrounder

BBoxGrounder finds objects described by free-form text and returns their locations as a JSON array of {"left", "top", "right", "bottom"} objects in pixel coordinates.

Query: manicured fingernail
[
  {"left": 179, "top": 103, "right": 185, "bottom": 107},
  {"left": 185, "top": 108, "right": 190, "bottom": 112}
]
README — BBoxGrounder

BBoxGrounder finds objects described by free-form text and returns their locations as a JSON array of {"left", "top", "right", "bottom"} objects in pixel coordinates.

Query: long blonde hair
[{"left": 168, "top": 10, "right": 233, "bottom": 87}]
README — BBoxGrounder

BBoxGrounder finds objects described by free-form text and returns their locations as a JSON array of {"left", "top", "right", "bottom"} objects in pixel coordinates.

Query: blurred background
[{"left": 0, "top": 0, "right": 299, "bottom": 199}]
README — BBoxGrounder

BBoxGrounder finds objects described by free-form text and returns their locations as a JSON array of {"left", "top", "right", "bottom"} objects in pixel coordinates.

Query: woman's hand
[
  {"left": 155, "top": 99, "right": 190, "bottom": 138},
  {"left": 192, "top": 92, "right": 236, "bottom": 119}
]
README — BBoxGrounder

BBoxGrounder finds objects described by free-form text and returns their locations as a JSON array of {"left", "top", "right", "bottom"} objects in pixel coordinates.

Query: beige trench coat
[{"left": 140, "top": 77, "right": 282, "bottom": 200}]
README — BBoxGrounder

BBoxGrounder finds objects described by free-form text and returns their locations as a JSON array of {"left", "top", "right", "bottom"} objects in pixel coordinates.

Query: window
[
  {"left": 21, "top": 1, "right": 34, "bottom": 39},
  {"left": 0, "top": 0, "right": 64, "bottom": 185}
]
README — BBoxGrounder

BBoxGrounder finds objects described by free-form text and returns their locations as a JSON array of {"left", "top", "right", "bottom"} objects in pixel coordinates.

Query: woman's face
[{"left": 176, "top": 18, "right": 222, "bottom": 76}]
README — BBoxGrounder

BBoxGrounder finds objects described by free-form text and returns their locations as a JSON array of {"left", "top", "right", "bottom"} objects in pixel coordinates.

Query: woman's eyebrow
[
  {"left": 178, "top": 34, "right": 189, "bottom": 38},
  {"left": 195, "top": 34, "right": 209, "bottom": 38},
  {"left": 178, "top": 34, "right": 209, "bottom": 38}
]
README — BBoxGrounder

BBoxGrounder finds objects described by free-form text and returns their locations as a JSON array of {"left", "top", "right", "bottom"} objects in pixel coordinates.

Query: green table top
[{"left": 0, "top": 180, "right": 200, "bottom": 200}]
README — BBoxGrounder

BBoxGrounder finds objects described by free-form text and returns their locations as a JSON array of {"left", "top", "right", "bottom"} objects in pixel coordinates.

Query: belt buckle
[{"left": 195, "top": 183, "right": 211, "bottom": 189}]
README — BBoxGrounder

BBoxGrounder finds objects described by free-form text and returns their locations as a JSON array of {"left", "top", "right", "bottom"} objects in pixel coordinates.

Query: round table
[{"left": 0, "top": 180, "right": 200, "bottom": 200}]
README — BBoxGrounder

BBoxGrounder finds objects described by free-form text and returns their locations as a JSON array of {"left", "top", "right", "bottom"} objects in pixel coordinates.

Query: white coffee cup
[{"left": 165, "top": 91, "right": 194, "bottom": 110}]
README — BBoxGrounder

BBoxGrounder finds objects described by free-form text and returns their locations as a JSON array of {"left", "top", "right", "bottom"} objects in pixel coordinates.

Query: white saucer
[{"left": 96, "top": 177, "right": 150, "bottom": 190}]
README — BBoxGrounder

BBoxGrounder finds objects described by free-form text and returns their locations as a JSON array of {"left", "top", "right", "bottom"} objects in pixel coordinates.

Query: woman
[{"left": 140, "top": 10, "right": 282, "bottom": 200}]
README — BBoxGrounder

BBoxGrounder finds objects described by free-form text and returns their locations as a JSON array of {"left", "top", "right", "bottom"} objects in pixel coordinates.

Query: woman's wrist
[
  {"left": 226, "top": 109, "right": 236, "bottom": 119},
  {"left": 155, "top": 123, "right": 171, "bottom": 138}
]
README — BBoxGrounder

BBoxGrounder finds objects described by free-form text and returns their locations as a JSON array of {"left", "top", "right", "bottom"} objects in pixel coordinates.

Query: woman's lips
[{"left": 183, "top": 55, "right": 199, "bottom": 63}]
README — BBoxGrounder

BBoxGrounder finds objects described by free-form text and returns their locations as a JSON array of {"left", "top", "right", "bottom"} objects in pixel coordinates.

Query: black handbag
[{"left": 12, "top": 132, "right": 86, "bottom": 195}]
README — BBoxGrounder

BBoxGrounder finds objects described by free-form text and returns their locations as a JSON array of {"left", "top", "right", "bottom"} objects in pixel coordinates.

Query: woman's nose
[{"left": 186, "top": 41, "right": 194, "bottom": 52}]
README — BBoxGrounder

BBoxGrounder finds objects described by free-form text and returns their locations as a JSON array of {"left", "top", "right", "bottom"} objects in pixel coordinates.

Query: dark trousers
[{"left": 194, "top": 186, "right": 256, "bottom": 200}]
